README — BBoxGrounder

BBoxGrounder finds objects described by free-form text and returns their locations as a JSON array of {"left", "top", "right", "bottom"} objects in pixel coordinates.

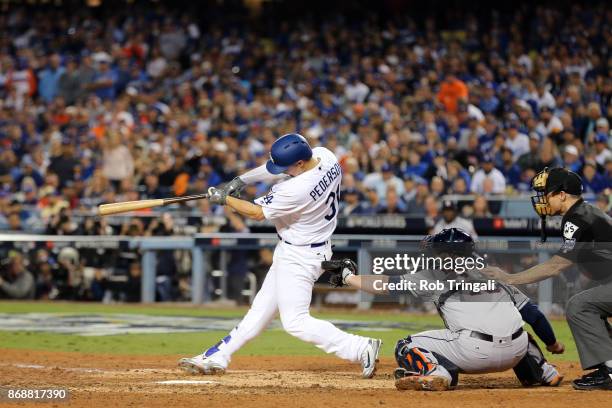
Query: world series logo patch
[{"left": 563, "top": 221, "right": 579, "bottom": 239}]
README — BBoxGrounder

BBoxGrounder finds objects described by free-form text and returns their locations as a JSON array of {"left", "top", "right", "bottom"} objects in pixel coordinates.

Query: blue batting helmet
[{"left": 266, "top": 133, "right": 313, "bottom": 174}]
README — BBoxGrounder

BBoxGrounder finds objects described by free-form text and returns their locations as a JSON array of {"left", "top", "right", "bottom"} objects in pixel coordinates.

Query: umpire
[{"left": 486, "top": 167, "right": 612, "bottom": 390}]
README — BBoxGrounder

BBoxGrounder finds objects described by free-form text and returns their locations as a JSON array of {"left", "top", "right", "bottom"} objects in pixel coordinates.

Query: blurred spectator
[
  {"left": 424, "top": 195, "right": 440, "bottom": 230},
  {"left": 470, "top": 156, "right": 506, "bottom": 194},
  {"left": 432, "top": 201, "right": 478, "bottom": 238},
  {"left": 562, "top": 145, "right": 583, "bottom": 173},
  {"left": 472, "top": 195, "right": 493, "bottom": 218},
  {"left": 57, "top": 57, "right": 81, "bottom": 105},
  {"left": 378, "top": 188, "right": 407, "bottom": 214},
  {"left": 499, "top": 147, "right": 521, "bottom": 188},
  {"left": 593, "top": 133, "right": 612, "bottom": 166},
  {"left": 0, "top": 252, "right": 35, "bottom": 299},
  {"left": 102, "top": 132, "right": 135, "bottom": 189},
  {"left": 504, "top": 122, "right": 530, "bottom": 161},
  {"left": 362, "top": 187, "right": 382, "bottom": 214},
  {"left": 38, "top": 54, "right": 65, "bottom": 103},
  {"left": 437, "top": 72, "right": 468, "bottom": 114},
  {"left": 340, "top": 188, "right": 366, "bottom": 216},
  {"left": 536, "top": 106, "right": 563, "bottom": 139},
  {"left": 595, "top": 194, "right": 611, "bottom": 214},
  {"left": 516, "top": 132, "right": 540, "bottom": 171},
  {"left": 121, "top": 262, "right": 142, "bottom": 303},
  {"left": 48, "top": 142, "right": 79, "bottom": 189},
  {"left": 363, "top": 163, "right": 404, "bottom": 200},
  {"left": 582, "top": 162, "right": 607, "bottom": 194},
  {"left": 54, "top": 246, "right": 83, "bottom": 299},
  {"left": 89, "top": 56, "right": 116, "bottom": 100}
]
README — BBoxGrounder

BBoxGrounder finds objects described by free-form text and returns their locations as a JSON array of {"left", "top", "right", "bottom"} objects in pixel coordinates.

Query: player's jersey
[
  {"left": 255, "top": 147, "right": 342, "bottom": 245},
  {"left": 557, "top": 198, "right": 612, "bottom": 282},
  {"left": 391, "top": 269, "right": 524, "bottom": 336}
]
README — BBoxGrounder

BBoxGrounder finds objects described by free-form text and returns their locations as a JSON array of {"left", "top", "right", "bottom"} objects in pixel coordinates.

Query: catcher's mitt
[{"left": 321, "top": 258, "right": 358, "bottom": 287}]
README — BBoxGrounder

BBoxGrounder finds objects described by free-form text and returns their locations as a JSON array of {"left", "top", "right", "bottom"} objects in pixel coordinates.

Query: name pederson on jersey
[{"left": 254, "top": 147, "right": 342, "bottom": 245}]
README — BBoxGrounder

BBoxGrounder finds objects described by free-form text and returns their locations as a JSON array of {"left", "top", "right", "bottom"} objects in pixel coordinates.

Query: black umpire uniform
[{"left": 532, "top": 167, "right": 612, "bottom": 390}]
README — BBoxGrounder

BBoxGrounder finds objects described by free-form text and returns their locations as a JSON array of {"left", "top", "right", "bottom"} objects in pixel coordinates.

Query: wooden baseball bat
[{"left": 98, "top": 193, "right": 209, "bottom": 216}]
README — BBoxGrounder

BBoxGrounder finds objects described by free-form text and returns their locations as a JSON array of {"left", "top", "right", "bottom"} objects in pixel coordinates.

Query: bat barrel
[{"left": 98, "top": 199, "right": 165, "bottom": 216}]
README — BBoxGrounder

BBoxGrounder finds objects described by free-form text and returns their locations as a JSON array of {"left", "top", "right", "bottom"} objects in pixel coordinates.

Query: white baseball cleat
[
  {"left": 361, "top": 338, "right": 382, "bottom": 378},
  {"left": 178, "top": 354, "right": 226, "bottom": 375}
]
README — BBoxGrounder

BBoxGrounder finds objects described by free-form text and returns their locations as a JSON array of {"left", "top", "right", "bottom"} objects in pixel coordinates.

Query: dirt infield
[{"left": 0, "top": 349, "right": 607, "bottom": 408}]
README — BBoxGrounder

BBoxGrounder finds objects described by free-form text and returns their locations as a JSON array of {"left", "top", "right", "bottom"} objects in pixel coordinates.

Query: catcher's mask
[{"left": 530, "top": 167, "right": 583, "bottom": 241}]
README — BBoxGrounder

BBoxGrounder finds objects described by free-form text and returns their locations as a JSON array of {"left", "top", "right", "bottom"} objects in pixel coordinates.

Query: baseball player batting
[
  {"left": 323, "top": 228, "right": 563, "bottom": 390},
  {"left": 178, "top": 133, "right": 382, "bottom": 378}
]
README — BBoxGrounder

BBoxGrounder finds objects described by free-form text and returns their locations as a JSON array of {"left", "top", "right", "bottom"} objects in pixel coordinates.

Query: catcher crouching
[{"left": 322, "top": 228, "right": 564, "bottom": 391}]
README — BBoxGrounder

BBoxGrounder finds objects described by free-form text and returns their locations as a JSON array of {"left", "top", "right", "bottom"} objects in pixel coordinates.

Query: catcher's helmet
[
  {"left": 266, "top": 133, "right": 313, "bottom": 174},
  {"left": 421, "top": 228, "right": 475, "bottom": 257}
]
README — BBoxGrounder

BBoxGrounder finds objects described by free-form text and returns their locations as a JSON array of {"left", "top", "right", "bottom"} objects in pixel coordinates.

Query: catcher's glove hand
[{"left": 321, "top": 258, "right": 358, "bottom": 287}]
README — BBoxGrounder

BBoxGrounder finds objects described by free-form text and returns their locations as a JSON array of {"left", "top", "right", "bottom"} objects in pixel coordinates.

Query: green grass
[
  {"left": 0, "top": 301, "right": 577, "bottom": 362},
  {"left": 0, "top": 301, "right": 435, "bottom": 322}
]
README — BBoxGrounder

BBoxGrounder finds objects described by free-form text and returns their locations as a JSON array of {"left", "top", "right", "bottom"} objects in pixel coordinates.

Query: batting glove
[
  {"left": 223, "top": 177, "right": 246, "bottom": 198},
  {"left": 208, "top": 186, "right": 228, "bottom": 205}
]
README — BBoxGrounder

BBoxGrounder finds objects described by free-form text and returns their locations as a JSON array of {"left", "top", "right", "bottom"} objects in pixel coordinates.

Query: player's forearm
[
  {"left": 506, "top": 255, "right": 572, "bottom": 285},
  {"left": 520, "top": 302, "right": 557, "bottom": 346},
  {"left": 239, "top": 164, "right": 286, "bottom": 185},
  {"left": 225, "top": 196, "right": 265, "bottom": 221},
  {"left": 346, "top": 275, "right": 390, "bottom": 295}
]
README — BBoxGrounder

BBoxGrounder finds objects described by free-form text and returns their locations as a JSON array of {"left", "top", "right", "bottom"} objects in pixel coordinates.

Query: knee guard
[
  {"left": 394, "top": 337, "right": 459, "bottom": 386},
  {"left": 513, "top": 333, "right": 544, "bottom": 386}
]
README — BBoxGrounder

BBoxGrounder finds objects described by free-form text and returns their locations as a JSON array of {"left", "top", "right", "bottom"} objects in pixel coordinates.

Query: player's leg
[
  {"left": 513, "top": 333, "right": 563, "bottom": 386},
  {"left": 393, "top": 329, "right": 460, "bottom": 391},
  {"left": 565, "top": 283, "right": 612, "bottom": 390},
  {"left": 394, "top": 329, "right": 528, "bottom": 390},
  {"left": 275, "top": 244, "right": 380, "bottom": 377},
  {"left": 178, "top": 245, "right": 281, "bottom": 374}
]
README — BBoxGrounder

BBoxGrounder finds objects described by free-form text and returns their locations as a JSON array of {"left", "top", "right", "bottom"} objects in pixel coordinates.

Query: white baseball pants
[
  {"left": 407, "top": 328, "right": 528, "bottom": 381},
  {"left": 209, "top": 241, "right": 370, "bottom": 366}
]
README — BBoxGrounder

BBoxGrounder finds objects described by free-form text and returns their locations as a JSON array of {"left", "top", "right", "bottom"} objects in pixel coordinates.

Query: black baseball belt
[{"left": 469, "top": 327, "right": 524, "bottom": 343}]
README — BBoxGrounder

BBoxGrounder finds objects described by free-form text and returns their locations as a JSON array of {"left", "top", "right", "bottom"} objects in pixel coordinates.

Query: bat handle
[{"left": 163, "top": 193, "right": 209, "bottom": 205}]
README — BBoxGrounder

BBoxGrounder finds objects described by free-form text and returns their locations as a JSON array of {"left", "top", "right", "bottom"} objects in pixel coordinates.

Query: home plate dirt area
[{"left": 0, "top": 349, "right": 607, "bottom": 408}]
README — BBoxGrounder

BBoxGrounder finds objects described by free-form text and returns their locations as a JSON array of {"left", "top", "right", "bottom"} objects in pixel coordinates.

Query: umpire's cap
[
  {"left": 266, "top": 133, "right": 313, "bottom": 174},
  {"left": 531, "top": 167, "right": 583, "bottom": 223},
  {"left": 532, "top": 167, "right": 583, "bottom": 196}
]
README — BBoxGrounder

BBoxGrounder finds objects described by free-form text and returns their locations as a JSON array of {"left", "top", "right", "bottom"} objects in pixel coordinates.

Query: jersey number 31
[{"left": 324, "top": 185, "right": 341, "bottom": 221}]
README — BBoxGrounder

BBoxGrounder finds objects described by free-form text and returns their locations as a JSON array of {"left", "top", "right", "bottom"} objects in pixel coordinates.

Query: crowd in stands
[{"left": 1, "top": 1, "right": 611, "bottom": 301}]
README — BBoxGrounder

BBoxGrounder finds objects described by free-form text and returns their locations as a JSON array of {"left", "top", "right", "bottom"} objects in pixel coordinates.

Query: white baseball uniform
[
  {"left": 393, "top": 270, "right": 528, "bottom": 380},
  {"left": 206, "top": 147, "right": 370, "bottom": 367}
]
